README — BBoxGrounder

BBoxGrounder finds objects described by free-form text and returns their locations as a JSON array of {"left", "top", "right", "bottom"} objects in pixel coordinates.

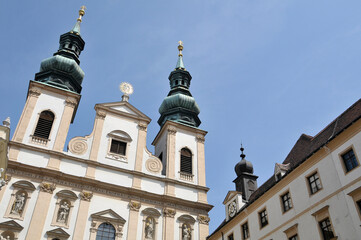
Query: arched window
[
  {"left": 180, "top": 148, "right": 192, "bottom": 174},
  {"left": 96, "top": 223, "right": 116, "bottom": 240},
  {"left": 33, "top": 111, "right": 54, "bottom": 140}
]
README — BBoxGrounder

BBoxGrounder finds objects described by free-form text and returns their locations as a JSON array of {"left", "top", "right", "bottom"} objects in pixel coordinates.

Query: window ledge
[
  {"left": 179, "top": 172, "right": 194, "bottom": 182},
  {"left": 106, "top": 153, "right": 127, "bottom": 163},
  {"left": 30, "top": 135, "right": 50, "bottom": 146}
]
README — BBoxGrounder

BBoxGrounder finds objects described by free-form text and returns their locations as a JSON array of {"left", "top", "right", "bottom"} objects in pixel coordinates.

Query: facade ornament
[
  {"left": 68, "top": 137, "right": 88, "bottom": 155},
  {"left": 65, "top": 97, "right": 78, "bottom": 107},
  {"left": 57, "top": 201, "right": 70, "bottom": 223},
  {"left": 163, "top": 208, "right": 176, "bottom": 218},
  {"left": 129, "top": 200, "right": 141, "bottom": 211},
  {"left": 167, "top": 126, "right": 177, "bottom": 135},
  {"left": 28, "top": 87, "right": 41, "bottom": 97},
  {"left": 138, "top": 122, "right": 148, "bottom": 132},
  {"left": 197, "top": 215, "right": 210, "bottom": 225},
  {"left": 4, "top": 174, "right": 11, "bottom": 185},
  {"left": 10, "top": 192, "right": 26, "bottom": 215},
  {"left": 116, "top": 225, "right": 124, "bottom": 237},
  {"left": 145, "top": 158, "right": 163, "bottom": 174},
  {"left": 196, "top": 134, "right": 205, "bottom": 143},
  {"left": 40, "top": 182, "right": 56, "bottom": 193},
  {"left": 96, "top": 110, "right": 107, "bottom": 119},
  {"left": 80, "top": 191, "right": 93, "bottom": 201},
  {"left": 90, "top": 220, "right": 97, "bottom": 233}
]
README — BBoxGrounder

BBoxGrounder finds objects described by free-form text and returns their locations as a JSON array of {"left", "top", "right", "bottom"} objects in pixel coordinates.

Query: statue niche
[
  {"left": 182, "top": 223, "right": 191, "bottom": 240},
  {"left": 144, "top": 217, "right": 155, "bottom": 239},
  {"left": 56, "top": 200, "right": 70, "bottom": 224},
  {"left": 10, "top": 191, "right": 27, "bottom": 216}
]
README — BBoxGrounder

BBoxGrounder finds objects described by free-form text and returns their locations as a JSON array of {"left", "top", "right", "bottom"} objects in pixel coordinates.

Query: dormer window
[
  {"left": 106, "top": 130, "right": 132, "bottom": 162},
  {"left": 274, "top": 163, "right": 290, "bottom": 181}
]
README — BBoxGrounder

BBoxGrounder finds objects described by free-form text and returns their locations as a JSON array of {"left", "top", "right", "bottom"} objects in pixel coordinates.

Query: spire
[
  {"left": 158, "top": 41, "right": 201, "bottom": 127},
  {"left": 70, "top": 6, "right": 85, "bottom": 35},
  {"left": 34, "top": 6, "right": 86, "bottom": 94},
  {"left": 175, "top": 41, "right": 185, "bottom": 70}
]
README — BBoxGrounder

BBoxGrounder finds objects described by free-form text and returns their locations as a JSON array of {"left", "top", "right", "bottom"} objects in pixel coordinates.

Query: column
[
  {"left": 73, "top": 191, "right": 93, "bottom": 239},
  {"left": 126, "top": 201, "right": 141, "bottom": 239},
  {"left": 26, "top": 182, "right": 56, "bottom": 239}
]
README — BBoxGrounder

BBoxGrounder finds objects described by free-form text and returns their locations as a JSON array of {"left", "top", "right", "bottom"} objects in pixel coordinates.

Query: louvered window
[
  {"left": 33, "top": 111, "right": 54, "bottom": 139},
  {"left": 180, "top": 148, "right": 192, "bottom": 174},
  {"left": 110, "top": 139, "right": 126, "bottom": 155}
]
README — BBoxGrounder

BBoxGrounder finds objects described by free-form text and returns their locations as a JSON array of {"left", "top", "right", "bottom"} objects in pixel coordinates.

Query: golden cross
[{"left": 77, "top": 5, "right": 86, "bottom": 22}]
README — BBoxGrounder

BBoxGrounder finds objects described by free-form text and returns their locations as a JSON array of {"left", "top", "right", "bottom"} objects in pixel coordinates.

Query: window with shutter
[
  {"left": 33, "top": 111, "right": 54, "bottom": 139},
  {"left": 180, "top": 148, "right": 192, "bottom": 174}
]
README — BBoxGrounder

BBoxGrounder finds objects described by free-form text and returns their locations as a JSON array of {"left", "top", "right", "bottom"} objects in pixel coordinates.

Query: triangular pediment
[
  {"left": 96, "top": 101, "right": 151, "bottom": 123},
  {"left": 0, "top": 220, "right": 23, "bottom": 231},
  {"left": 91, "top": 209, "right": 126, "bottom": 224},
  {"left": 223, "top": 191, "right": 241, "bottom": 205},
  {"left": 46, "top": 228, "right": 70, "bottom": 238}
]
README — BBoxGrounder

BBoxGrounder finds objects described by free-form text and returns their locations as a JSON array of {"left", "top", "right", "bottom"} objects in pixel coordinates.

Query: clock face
[{"left": 228, "top": 201, "right": 237, "bottom": 217}]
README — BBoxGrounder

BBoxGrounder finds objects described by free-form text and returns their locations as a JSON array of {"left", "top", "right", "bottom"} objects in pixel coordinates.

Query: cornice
[
  {"left": 94, "top": 104, "right": 151, "bottom": 124},
  {"left": 7, "top": 161, "right": 213, "bottom": 213},
  {"left": 28, "top": 81, "right": 81, "bottom": 100},
  {"left": 9, "top": 141, "right": 209, "bottom": 192}
]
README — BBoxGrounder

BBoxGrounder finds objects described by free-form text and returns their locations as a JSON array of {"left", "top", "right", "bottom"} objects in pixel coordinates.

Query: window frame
[
  {"left": 347, "top": 186, "right": 361, "bottom": 221},
  {"left": 339, "top": 146, "right": 360, "bottom": 174},
  {"left": 306, "top": 170, "right": 323, "bottom": 195},
  {"left": 106, "top": 130, "right": 132, "bottom": 163},
  {"left": 227, "top": 232, "right": 234, "bottom": 240},
  {"left": 241, "top": 221, "right": 250, "bottom": 239},
  {"left": 280, "top": 190, "right": 293, "bottom": 213},
  {"left": 258, "top": 208, "right": 269, "bottom": 229},
  {"left": 30, "top": 110, "right": 56, "bottom": 146},
  {"left": 179, "top": 147, "right": 194, "bottom": 182},
  {"left": 318, "top": 217, "right": 335, "bottom": 240},
  {"left": 283, "top": 223, "right": 298, "bottom": 240},
  {"left": 311, "top": 205, "right": 336, "bottom": 240}
]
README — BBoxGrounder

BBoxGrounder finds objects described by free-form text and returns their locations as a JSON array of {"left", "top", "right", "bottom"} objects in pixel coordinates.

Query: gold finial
[
  {"left": 77, "top": 5, "right": 86, "bottom": 22},
  {"left": 178, "top": 40, "right": 183, "bottom": 57}
]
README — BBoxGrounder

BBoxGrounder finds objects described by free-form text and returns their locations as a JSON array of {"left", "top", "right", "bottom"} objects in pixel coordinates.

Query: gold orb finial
[
  {"left": 178, "top": 40, "right": 183, "bottom": 57},
  {"left": 77, "top": 5, "right": 86, "bottom": 22}
]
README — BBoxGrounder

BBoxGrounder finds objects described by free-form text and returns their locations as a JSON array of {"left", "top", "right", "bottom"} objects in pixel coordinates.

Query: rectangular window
[
  {"left": 227, "top": 233, "right": 234, "bottom": 240},
  {"left": 242, "top": 222, "right": 250, "bottom": 239},
  {"left": 259, "top": 209, "right": 268, "bottom": 228},
  {"left": 319, "top": 218, "right": 335, "bottom": 240},
  {"left": 289, "top": 235, "right": 298, "bottom": 240},
  {"left": 110, "top": 139, "right": 126, "bottom": 155},
  {"left": 308, "top": 172, "right": 322, "bottom": 194},
  {"left": 341, "top": 149, "right": 359, "bottom": 172},
  {"left": 281, "top": 192, "right": 293, "bottom": 212}
]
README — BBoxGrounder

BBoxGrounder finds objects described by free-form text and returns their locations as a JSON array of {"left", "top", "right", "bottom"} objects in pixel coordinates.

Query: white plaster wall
[
  {"left": 95, "top": 167, "right": 133, "bottom": 188},
  {"left": 175, "top": 129, "right": 198, "bottom": 184},
  {"left": 97, "top": 114, "right": 139, "bottom": 170},
  {"left": 174, "top": 184, "right": 198, "bottom": 202},
  {"left": 141, "top": 178, "right": 165, "bottom": 195},
  {"left": 0, "top": 177, "right": 41, "bottom": 240},
  {"left": 17, "top": 148, "right": 49, "bottom": 168},
  {"left": 24, "top": 90, "right": 67, "bottom": 149},
  {"left": 40, "top": 187, "right": 80, "bottom": 239},
  {"left": 59, "top": 158, "right": 87, "bottom": 177},
  {"left": 84, "top": 195, "right": 130, "bottom": 240}
]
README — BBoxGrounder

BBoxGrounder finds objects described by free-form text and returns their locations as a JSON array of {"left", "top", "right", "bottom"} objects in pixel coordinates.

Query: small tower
[
  {"left": 233, "top": 145, "right": 258, "bottom": 201},
  {"left": 12, "top": 7, "right": 87, "bottom": 152}
]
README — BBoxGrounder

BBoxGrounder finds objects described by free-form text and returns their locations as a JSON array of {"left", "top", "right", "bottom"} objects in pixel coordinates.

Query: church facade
[
  {"left": 0, "top": 7, "right": 212, "bottom": 240},
  {"left": 208, "top": 100, "right": 361, "bottom": 238}
]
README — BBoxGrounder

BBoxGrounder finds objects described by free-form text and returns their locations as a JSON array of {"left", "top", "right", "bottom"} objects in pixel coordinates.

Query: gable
[
  {"left": 223, "top": 191, "right": 241, "bottom": 205},
  {"left": 46, "top": 228, "right": 70, "bottom": 238},
  {"left": 0, "top": 220, "right": 23, "bottom": 231},
  {"left": 91, "top": 209, "right": 126, "bottom": 224}
]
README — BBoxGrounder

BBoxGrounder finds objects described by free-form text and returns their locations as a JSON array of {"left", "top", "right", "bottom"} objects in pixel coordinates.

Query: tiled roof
[{"left": 208, "top": 98, "right": 361, "bottom": 238}]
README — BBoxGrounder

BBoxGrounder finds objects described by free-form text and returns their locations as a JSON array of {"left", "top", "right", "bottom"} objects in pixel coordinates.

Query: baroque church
[{"left": 0, "top": 7, "right": 212, "bottom": 240}]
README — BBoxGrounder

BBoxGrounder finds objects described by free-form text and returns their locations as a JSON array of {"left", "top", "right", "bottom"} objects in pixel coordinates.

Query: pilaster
[
  {"left": 198, "top": 215, "right": 210, "bottom": 239},
  {"left": 73, "top": 191, "right": 93, "bottom": 239},
  {"left": 26, "top": 182, "right": 56, "bottom": 239},
  {"left": 162, "top": 207, "right": 176, "bottom": 240},
  {"left": 132, "top": 122, "right": 147, "bottom": 189},
  {"left": 127, "top": 200, "right": 141, "bottom": 239},
  {"left": 12, "top": 86, "right": 41, "bottom": 142}
]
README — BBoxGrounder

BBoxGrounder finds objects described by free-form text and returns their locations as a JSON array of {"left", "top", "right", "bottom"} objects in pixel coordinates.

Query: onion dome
[
  {"left": 34, "top": 6, "right": 86, "bottom": 94},
  {"left": 158, "top": 41, "right": 201, "bottom": 127},
  {"left": 235, "top": 145, "right": 254, "bottom": 176}
]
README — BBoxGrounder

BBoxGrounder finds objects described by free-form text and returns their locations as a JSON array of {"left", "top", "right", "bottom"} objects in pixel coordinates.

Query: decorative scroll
[
  {"left": 145, "top": 158, "right": 163, "bottom": 174},
  {"left": 68, "top": 137, "right": 88, "bottom": 155}
]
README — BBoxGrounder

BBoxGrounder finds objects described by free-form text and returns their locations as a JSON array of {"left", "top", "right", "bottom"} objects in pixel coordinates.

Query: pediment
[
  {"left": 91, "top": 209, "right": 126, "bottom": 224},
  {"left": 12, "top": 180, "right": 36, "bottom": 191},
  {"left": 46, "top": 228, "right": 70, "bottom": 238},
  {"left": 96, "top": 101, "right": 151, "bottom": 123},
  {"left": 223, "top": 191, "right": 241, "bottom": 205},
  {"left": 0, "top": 220, "right": 23, "bottom": 231}
]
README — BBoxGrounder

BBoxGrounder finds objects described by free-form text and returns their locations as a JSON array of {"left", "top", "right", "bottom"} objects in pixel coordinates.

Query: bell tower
[{"left": 12, "top": 7, "right": 86, "bottom": 153}]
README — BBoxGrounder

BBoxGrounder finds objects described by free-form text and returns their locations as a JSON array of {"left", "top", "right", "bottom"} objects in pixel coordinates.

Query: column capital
[
  {"left": 39, "top": 182, "right": 56, "bottom": 194},
  {"left": 163, "top": 208, "right": 176, "bottom": 218},
  {"left": 129, "top": 200, "right": 141, "bottom": 212},
  {"left": 197, "top": 215, "right": 210, "bottom": 225},
  {"left": 79, "top": 191, "right": 93, "bottom": 201}
]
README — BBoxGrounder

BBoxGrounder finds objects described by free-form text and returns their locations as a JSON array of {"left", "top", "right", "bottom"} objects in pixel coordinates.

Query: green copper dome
[
  {"left": 159, "top": 94, "right": 200, "bottom": 115},
  {"left": 158, "top": 42, "right": 201, "bottom": 127}
]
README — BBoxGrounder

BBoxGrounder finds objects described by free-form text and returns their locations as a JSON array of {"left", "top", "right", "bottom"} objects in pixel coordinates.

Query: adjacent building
[
  {"left": 0, "top": 7, "right": 212, "bottom": 240},
  {"left": 208, "top": 99, "right": 361, "bottom": 239}
]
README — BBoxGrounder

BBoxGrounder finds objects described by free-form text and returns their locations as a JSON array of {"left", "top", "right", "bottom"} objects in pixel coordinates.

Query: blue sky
[{"left": 1, "top": 0, "right": 361, "bottom": 232}]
